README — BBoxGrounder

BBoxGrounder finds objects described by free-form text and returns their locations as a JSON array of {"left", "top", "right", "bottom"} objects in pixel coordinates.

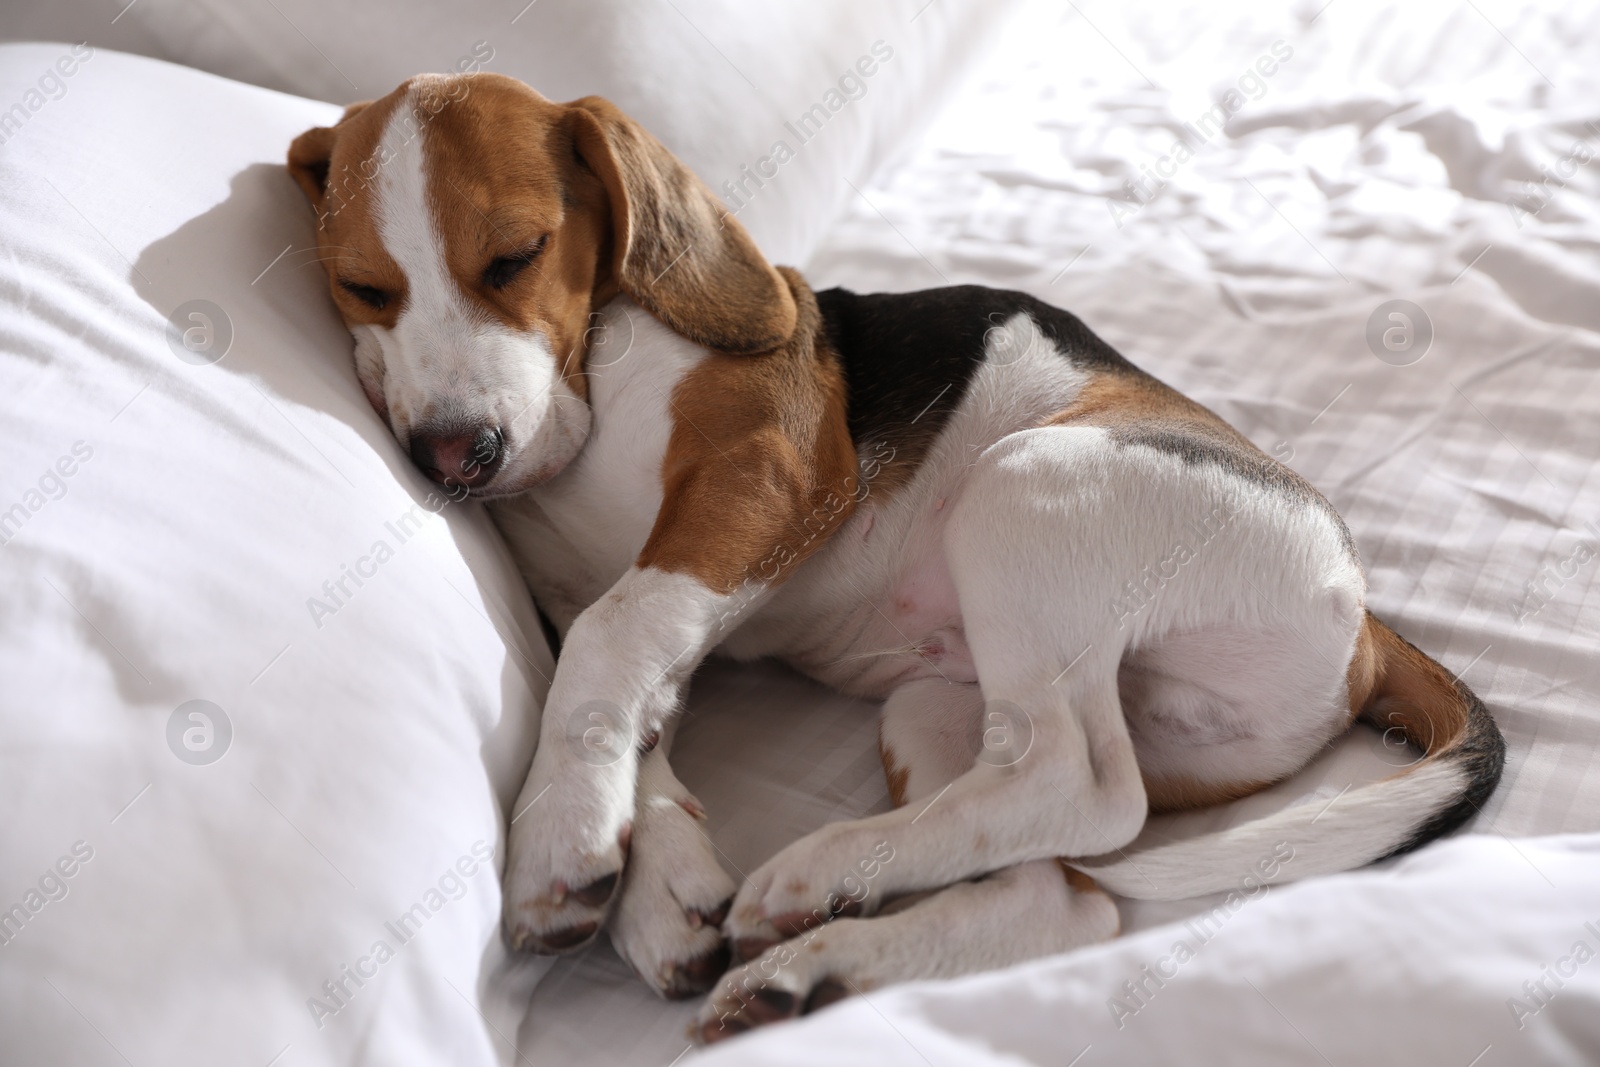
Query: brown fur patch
[
  {"left": 1350, "top": 611, "right": 1505, "bottom": 853},
  {"left": 1344, "top": 610, "right": 1382, "bottom": 724},
  {"left": 567, "top": 95, "right": 796, "bottom": 354},
  {"left": 1143, "top": 773, "right": 1275, "bottom": 814},
  {"left": 636, "top": 270, "right": 860, "bottom": 593},
  {"left": 1047, "top": 367, "right": 1257, "bottom": 453},
  {"left": 1356, "top": 611, "right": 1468, "bottom": 757},
  {"left": 879, "top": 737, "right": 911, "bottom": 809},
  {"left": 288, "top": 92, "right": 410, "bottom": 333},
  {"left": 1056, "top": 860, "right": 1112, "bottom": 900}
]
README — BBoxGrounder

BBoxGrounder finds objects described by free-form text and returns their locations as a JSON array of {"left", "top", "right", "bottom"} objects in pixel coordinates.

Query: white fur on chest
[{"left": 488, "top": 297, "right": 707, "bottom": 633}]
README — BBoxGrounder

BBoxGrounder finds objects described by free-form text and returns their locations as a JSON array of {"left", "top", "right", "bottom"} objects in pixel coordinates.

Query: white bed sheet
[
  {"left": 522, "top": 2, "right": 1600, "bottom": 1063},
  {"left": 693, "top": 832, "right": 1600, "bottom": 1067}
]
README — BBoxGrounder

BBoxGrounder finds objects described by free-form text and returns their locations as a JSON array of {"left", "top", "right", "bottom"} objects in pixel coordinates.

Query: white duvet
[{"left": 3, "top": 1, "right": 1599, "bottom": 1065}]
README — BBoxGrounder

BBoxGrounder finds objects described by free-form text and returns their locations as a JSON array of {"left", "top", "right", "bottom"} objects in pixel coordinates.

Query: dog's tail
[{"left": 1072, "top": 611, "right": 1506, "bottom": 901}]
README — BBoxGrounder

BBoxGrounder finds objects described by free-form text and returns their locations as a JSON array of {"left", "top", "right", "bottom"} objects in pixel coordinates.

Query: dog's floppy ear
[
  {"left": 287, "top": 101, "right": 373, "bottom": 210},
  {"left": 566, "top": 95, "right": 796, "bottom": 355}
]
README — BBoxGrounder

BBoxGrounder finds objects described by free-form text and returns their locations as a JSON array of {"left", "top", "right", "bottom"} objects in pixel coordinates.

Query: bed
[{"left": 3, "top": 2, "right": 1598, "bottom": 1064}]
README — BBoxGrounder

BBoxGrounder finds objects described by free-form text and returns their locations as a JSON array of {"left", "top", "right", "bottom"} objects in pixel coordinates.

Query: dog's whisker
[{"left": 833, "top": 645, "right": 921, "bottom": 662}]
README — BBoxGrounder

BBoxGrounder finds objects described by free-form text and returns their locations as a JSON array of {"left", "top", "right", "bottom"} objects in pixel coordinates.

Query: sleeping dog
[{"left": 287, "top": 73, "right": 1504, "bottom": 1041}]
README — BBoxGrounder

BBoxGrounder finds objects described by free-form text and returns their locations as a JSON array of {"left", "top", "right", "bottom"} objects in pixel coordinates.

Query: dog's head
[{"left": 287, "top": 74, "right": 795, "bottom": 497}]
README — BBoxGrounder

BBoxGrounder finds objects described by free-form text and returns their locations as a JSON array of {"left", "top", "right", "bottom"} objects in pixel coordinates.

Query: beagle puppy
[{"left": 287, "top": 73, "right": 1505, "bottom": 1042}]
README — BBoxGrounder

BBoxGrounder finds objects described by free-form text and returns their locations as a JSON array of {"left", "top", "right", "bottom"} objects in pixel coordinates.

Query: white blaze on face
[{"left": 359, "top": 86, "right": 587, "bottom": 495}]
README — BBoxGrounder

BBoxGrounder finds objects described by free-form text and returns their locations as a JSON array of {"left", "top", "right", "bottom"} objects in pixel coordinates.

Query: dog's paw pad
[
  {"left": 535, "top": 920, "right": 600, "bottom": 953},
  {"left": 570, "top": 871, "right": 620, "bottom": 908},
  {"left": 689, "top": 895, "right": 733, "bottom": 930},
  {"left": 661, "top": 941, "right": 731, "bottom": 1000},
  {"left": 743, "top": 986, "right": 800, "bottom": 1024}
]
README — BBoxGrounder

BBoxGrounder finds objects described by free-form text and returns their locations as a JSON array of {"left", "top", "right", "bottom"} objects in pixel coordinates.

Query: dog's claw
[
  {"left": 544, "top": 922, "right": 598, "bottom": 952},
  {"left": 662, "top": 941, "right": 731, "bottom": 999},
  {"left": 692, "top": 895, "right": 733, "bottom": 930}
]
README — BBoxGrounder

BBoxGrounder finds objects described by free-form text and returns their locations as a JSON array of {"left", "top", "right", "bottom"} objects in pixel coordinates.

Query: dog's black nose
[{"left": 409, "top": 425, "right": 504, "bottom": 489}]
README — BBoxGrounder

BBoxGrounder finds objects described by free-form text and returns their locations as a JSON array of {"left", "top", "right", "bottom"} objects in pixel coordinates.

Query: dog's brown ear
[
  {"left": 566, "top": 96, "right": 796, "bottom": 354},
  {"left": 287, "top": 101, "right": 373, "bottom": 209}
]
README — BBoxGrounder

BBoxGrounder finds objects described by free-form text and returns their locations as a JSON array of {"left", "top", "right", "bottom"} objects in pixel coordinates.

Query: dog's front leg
[
  {"left": 503, "top": 275, "right": 858, "bottom": 953},
  {"left": 503, "top": 565, "right": 751, "bottom": 953}
]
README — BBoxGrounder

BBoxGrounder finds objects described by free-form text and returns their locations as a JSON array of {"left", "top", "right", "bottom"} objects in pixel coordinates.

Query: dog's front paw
[
  {"left": 609, "top": 788, "right": 737, "bottom": 998},
  {"left": 503, "top": 823, "right": 631, "bottom": 954},
  {"left": 502, "top": 754, "right": 637, "bottom": 954}
]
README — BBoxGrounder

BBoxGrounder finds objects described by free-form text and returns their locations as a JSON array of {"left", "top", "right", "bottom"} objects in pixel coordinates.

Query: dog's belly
[
  {"left": 861, "top": 533, "right": 979, "bottom": 689},
  {"left": 761, "top": 511, "right": 979, "bottom": 698},
  {"left": 711, "top": 436, "right": 984, "bottom": 696}
]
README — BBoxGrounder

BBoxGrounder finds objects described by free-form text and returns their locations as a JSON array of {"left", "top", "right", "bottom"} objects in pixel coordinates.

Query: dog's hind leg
[
  {"left": 719, "top": 429, "right": 1152, "bottom": 944},
  {"left": 696, "top": 678, "right": 1119, "bottom": 1042}
]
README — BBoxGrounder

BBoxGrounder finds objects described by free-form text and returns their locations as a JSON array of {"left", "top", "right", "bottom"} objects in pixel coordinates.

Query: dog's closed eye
[
  {"left": 484, "top": 236, "right": 548, "bottom": 290},
  {"left": 339, "top": 280, "right": 389, "bottom": 310}
]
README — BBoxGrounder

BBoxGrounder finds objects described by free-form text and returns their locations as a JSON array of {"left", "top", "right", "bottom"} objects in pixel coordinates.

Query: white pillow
[
  {"left": 0, "top": 44, "right": 553, "bottom": 1066},
  {"left": 1, "top": 0, "right": 1021, "bottom": 266}
]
